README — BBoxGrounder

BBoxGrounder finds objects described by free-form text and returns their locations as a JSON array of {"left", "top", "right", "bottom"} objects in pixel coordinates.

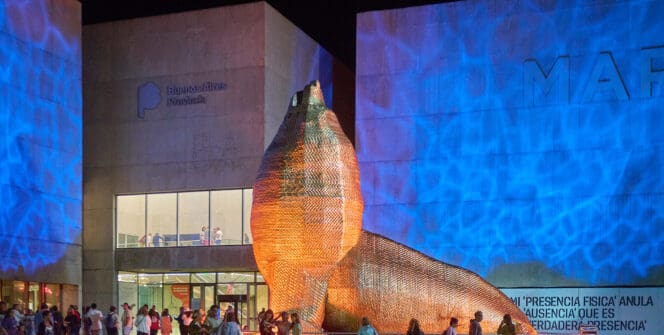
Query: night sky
[{"left": 81, "top": 0, "right": 454, "bottom": 70}]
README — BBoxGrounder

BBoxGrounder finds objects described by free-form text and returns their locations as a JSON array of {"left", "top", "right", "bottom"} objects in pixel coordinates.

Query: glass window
[
  {"left": 190, "top": 273, "right": 215, "bottom": 284},
  {"left": 164, "top": 284, "right": 190, "bottom": 312},
  {"left": 147, "top": 193, "right": 177, "bottom": 247},
  {"left": 119, "top": 272, "right": 138, "bottom": 283},
  {"left": 256, "top": 273, "right": 264, "bottom": 283},
  {"left": 44, "top": 283, "right": 61, "bottom": 309},
  {"left": 256, "top": 284, "right": 269, "bottom": 324},
  {"left": 117, "top": 195, "right": 146, "bottom": 248},
  {"left": 242, "top": 189, "right": 253, "bottom": 244},
  {"left": 62, "top": 284, "right": 78, "bottom": 311},
  {"left": 178, "top": 192, "right": 210, "bottom": 246},
  {"left": 216, "top": 283, "right": 247, "bottom": 295},
  {"left": 2, "top": 281, "right": 26, "bottom": 307},
  {"left": 217, "top": 272, "right": 254, "bottom": 283},
  {"left": 118, "top": 272, "right": 138, "bottom": 311},
  {"left": 211, "top": 190, "right": 242, "bottom": 245},
  {"left": 28, "top": 282, "right": 40, "bottom": 310},
  {"left": 138, "top": 274, "right": 163, "bottom": 310},
  {"left": 138, "top": 274, "right": 163, "bottom": 285},
  {"left": 164, "top": 273, "right": 190, "bottom": 284}
]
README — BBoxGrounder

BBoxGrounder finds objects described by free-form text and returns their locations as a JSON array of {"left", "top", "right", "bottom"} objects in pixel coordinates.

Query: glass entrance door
[{"left": 191, "top": 284, "right": 215, "bottom": 312}]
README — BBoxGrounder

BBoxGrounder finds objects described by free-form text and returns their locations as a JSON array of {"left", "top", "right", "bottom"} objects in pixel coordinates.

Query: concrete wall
[
  {"left": 83, "top": 1, "right": 337, "bottom": 308},
  {"left": 0, "top": 0, "right": 82, "bottom": 286}
]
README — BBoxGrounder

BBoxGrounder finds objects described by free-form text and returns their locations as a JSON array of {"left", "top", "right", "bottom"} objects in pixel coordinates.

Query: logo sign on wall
[
  {"left": 501, "top": 287, "right": 663, "bottom": 335},
  {"left": 137, "top": 80, "right": 226, "bottom": 118}
]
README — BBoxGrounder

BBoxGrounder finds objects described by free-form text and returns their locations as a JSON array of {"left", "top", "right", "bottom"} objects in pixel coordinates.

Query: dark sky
[{"left": 81, "top": 0, "right": 452, "bottom": 70}]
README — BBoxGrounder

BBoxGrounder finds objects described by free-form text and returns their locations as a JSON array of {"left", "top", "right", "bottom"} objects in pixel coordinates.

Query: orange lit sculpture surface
[
  {"left": 324, "top": 232, "right": 536, "bottom": 334},
  {"left": 251, "top": 81, "right": 363, "bottom": 327},
  {"left": 252, "top": 81, "right": 536, "bottom": 334}
]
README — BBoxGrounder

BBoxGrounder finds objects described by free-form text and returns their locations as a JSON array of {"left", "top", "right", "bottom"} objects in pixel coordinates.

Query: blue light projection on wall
[
  {"left": 356, "top": 0, "right": 664, "bottom": 285},
  {"left": 0, "top": 0, "right": 81, "bottom": 273}
]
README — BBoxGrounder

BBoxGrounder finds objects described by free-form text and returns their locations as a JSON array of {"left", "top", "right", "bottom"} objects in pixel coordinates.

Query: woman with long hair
[
  {"left": 289, "top": 313, "right": 301, "bottom": 335},
  {"left": 203, "top": 309, "right": 220, "bottom": 335},
  {"left": 187, "top": 310, "right": 207, "bottom": 335},
  {"left": 221, "top": 313, "right": 240, "bottom": 335},
  {"left": 258, "top": 309, "right": 274, "bottom": 335},
  {"left": 161, "top": 309, "right": 173, "bottom": 335},
  {"left": 497, "top": 314, "right": 515, "bottom": 335},
  {"left": 134, "top": 306, "right": 151, "bottom": 335},
  {"left": 148, "top": 310, "right": 160, "bottom": 335}
]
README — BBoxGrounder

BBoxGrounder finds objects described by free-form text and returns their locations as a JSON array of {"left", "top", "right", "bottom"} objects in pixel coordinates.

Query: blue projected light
[
  {"left": 0, "top": 0, "right": 81, "bottom": 272},
  {"left": 357, "top": 0, "right": 664, "bottom": 285}
]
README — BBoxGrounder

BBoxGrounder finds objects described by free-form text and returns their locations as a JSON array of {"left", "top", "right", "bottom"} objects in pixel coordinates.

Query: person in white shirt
[{"left": 85, "top": 303, "right": 104, "bottom": 335}]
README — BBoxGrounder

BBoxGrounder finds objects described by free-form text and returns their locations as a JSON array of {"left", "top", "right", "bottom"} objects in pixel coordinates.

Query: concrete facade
[
  {"left": 0, "top": 0, "right": 82, "bottom": 288},
  {"left": 83, "top": 2, "right": 344, "bottom": 308}
]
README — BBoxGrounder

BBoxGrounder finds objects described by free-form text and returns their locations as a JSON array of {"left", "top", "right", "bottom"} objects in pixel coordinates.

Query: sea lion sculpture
[{"left": 251, "top": 81, "right": 536, "bottom": 334}]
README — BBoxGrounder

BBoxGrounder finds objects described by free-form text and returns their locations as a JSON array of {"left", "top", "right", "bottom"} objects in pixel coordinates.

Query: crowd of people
[
  {"left": 3, "top": 302, "right": 517, "bottom": 335},
  {"left": 359, "top": 310, "right": 517, "bottom": 335}
]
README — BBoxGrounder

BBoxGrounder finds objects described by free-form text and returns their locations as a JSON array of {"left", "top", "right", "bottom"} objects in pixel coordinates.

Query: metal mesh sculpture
[
  {"left": 252, "top": 81, "right": 536, "bottom": 334},
  {"left": 324, "top": 231, "right": 537, "bottom": 334},
  {"left": 251, "top": 81, "right": 363, "bottom": 328}
]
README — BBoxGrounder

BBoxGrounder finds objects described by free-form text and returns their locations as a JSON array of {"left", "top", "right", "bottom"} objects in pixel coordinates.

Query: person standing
[
  {"left": 160, "top": 310, "right": 172, "bottom": 335},
  {"left": 406, "top": 319, "right": 423, "bottom": 335},
  {"left": 357, "top": 317, "right": 378, "bottom": 335},
  {"left": 2, "top": 310, "right": 19, "bottom": 335},
  {"left": 105, "top": 307, "right": 119, "bottom": 335},
  {"left": 37, "top": 311, "right": 54, "bottom": 335},
  {"left": 85, "top": 304, "right": 103, "bottom": 335},
  {"left": 273, "top": 312, "right": 290, "bottom": 335},
  {"left": 64, "top": 306, "right": 80, "bottom": 335},
  {"left": 442, "top": 318, "right": 458, "bottom": 335},
  {"left": 469, "top": 311, "right": 483, "bottom": 335},
  {"left": 51, "top": 306, "right": 65, "bottom": 335},
  {"left": 120, "top": 304, "right": 133, "bottom": 335},
  {"left": 134, "top": 306, "right": 151, "bottom": 335},
  {"left": 221, "top": 313, "right": 240, "bottom": 335},
  {"left": 289, "top": 314, "right": 301, "bottom": 335},
  {"left": 496, "top": 314, "right": 515, "bottom": 335},
  {"left": 258, "top": 310, "right": 274, "bottom": 335},
  {"left": 213, "top": 228, "right": 223, "bottom": 245},
  {"left": 24, "top": 309, "right": 36, "bottom": 335},
  {"left": 148, "top": 311, "right": 160, "bottom": 335},
  {"left": 34, "top": 304, "right": 50, "bottom": 334},
  {"left": 199, "top": 226, "right": 209, "bottom": 246}
]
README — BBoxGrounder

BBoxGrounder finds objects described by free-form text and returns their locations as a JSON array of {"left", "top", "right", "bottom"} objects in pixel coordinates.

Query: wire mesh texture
[
  {"left": 251, "top": 81, "right": 535, "bottom": 335},
  {"left": 251, "top": 81, "right": 363, "bottom": 329},
  {"left": 325, "top": 231, "right": 536, "bottom": 335}
]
